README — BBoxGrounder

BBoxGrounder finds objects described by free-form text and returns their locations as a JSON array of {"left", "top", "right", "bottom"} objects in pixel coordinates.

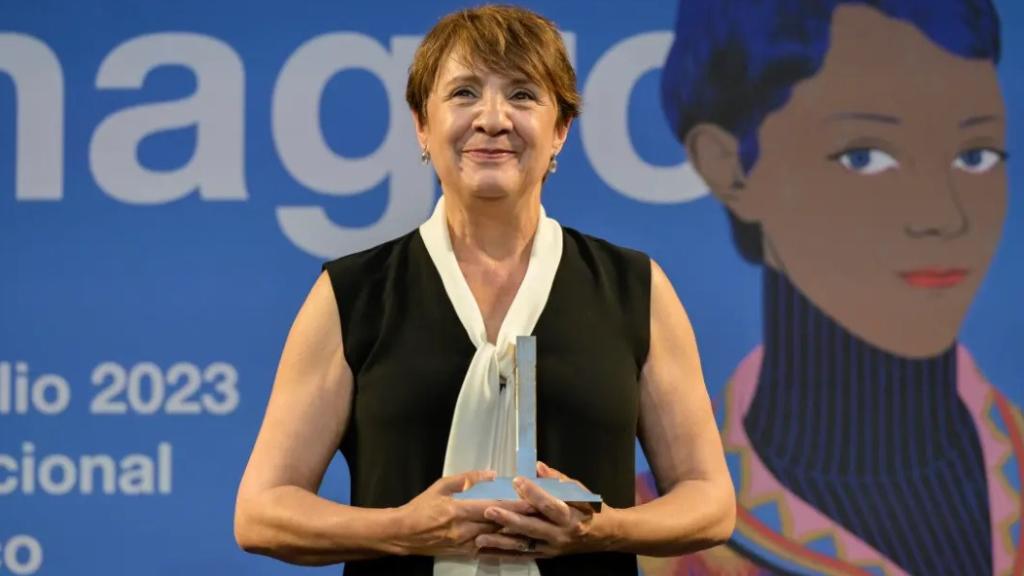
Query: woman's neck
[
  {"left": 443, "top": 191, "right": 540, "bottom": 265},
  {"left": 744, "top": 268, "right": 965, "bottom": 477}
]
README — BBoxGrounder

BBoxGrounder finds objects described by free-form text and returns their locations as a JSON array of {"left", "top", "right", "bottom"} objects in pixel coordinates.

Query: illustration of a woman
[{"left": 637, "top": 1, "right": 1024, "bottom": 574}]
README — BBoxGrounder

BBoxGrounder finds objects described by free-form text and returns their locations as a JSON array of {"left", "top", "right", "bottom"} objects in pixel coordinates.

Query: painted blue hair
[{"left": 662, "top": 0, "right": 1001, "bottom": 263}]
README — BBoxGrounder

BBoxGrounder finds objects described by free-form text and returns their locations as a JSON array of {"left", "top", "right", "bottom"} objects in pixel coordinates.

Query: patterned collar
[{"left": 722, "top": 346, "right": 1023, "bottom": 576}]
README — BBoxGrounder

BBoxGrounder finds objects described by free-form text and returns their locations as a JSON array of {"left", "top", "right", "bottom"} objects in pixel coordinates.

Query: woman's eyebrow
[
  {"left": 442, "top": 73, "right": 535, "bottom": 90},
  {"left": 506, "top": 74, "right": 536, "bottom": 85},
  {"left": 959, "top": 114, "right": 1001, "bottom": 128},
  {"left": 442, "top": 73, "right": 481, "bottom": 88},
  {"left": 825, "top": 112, "right": 901, "bottom": 124}
]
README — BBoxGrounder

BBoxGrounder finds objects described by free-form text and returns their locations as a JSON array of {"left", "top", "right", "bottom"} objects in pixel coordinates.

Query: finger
[
  {"left": 497, "top": 524, "right": 554, "bottom": 538},
  {"left": 537, "top": 461, "right": 590, "bottom": 491},
  {"left": 536, "top": 463, "right": 595, "bottom": 514},
  {"left": 459, "top": 469, "right": 499, "bottom": 492},
  {"left": 484, "top": 506, "right": 561, "bottom": 542},
  {"left": 536, "top": 461, "right": 563, "bottom": 480},
  {"left": 453, "top": 499, "right": 535, "bottom": 523},
  {"left": 492, "top": 499, "right": 537, "bottom": 516},
  {"left": 453, "top": 499, "right": 502, "bottom": 521},
  {"left": 513, "top": 476, "right": 573, "bottom": 526},
  {"left": 475, "top": 533, "right": 540, "bottom": 553},
  {"left": 452, "top": 520, "right": 502, "bottom": 544},
  {"left": 436, "top": 470, "right": 497, "bottom": 496}
]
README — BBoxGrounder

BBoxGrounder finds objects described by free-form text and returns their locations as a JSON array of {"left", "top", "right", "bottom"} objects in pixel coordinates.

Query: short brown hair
[{"left": 406, "top": 5, "right": 580, "bottom": 128}]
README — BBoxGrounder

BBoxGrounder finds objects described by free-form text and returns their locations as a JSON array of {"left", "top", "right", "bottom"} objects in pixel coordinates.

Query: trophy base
[{"left": 454, "top": 477, "right": 602, "bottom": 511}]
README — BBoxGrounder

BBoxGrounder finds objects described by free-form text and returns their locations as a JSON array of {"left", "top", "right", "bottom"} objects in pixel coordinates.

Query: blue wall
[{"left": 1, "top": 1, "right": 1020, "bottom": 574}]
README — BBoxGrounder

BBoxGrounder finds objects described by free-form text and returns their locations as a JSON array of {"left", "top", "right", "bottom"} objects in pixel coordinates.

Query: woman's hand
[
  {"left": 474, "top": 462, "right": 618, "bottom": 558},
  {"left": 395, "top": 470, "right": 536, "bottom": 558}
]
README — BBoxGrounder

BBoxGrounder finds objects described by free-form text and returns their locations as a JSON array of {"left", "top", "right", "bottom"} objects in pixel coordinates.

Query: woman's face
[
  {"left": 414, "top": 52, "right": 568, "bottom": 205},
  {"left": 744, "top": 5, "right": 1007, "bottom": 357}
]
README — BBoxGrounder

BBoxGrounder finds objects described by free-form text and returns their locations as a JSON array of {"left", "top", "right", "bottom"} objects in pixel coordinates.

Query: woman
[
  {"left": 234, "top": 6, "right": 735, "bottom": 576},
  {"left": 639, "top": 1, "right": 1023, "bottom": 574}
]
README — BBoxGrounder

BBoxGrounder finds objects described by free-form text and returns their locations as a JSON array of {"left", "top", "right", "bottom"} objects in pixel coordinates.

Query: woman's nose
[{"left": 473, "top": 93, "right": 512, "bottom": 135}]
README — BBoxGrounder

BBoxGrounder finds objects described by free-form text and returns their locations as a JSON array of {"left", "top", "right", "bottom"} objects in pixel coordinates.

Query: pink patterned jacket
[{"left": 637, "top": 346, "right": 1023, "bottom": 576}]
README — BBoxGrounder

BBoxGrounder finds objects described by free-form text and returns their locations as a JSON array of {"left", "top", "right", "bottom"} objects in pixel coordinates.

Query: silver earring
[
  {"left": 420, "top": 148, "right": 431, "bottom": 165},
  {"left": 547, "top": 155, "right": 558, "bottom": 174}
]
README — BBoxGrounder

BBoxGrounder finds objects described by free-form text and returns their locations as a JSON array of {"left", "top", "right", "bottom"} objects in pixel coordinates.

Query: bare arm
[
  {"left": 234, "top": 272, "right": 517, "bottom": 565},
  {"left": 614, "top": 259, "right": 735, "bottom": 555},
  {"left": 234, "top": 272, "right": 401, "bottom": 565}
]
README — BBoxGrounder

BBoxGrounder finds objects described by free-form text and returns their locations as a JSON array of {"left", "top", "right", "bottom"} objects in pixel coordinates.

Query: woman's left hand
[{"left": 474, "top": 461, "right": 617, "bottom": 558}]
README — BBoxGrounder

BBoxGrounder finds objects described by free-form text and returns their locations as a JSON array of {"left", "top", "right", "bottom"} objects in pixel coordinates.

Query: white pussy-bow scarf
[{"left": 420, "top": 196, "right": 562, "bottom": 576}]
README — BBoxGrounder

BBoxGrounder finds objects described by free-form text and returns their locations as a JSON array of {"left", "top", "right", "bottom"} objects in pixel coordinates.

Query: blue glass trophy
[{"left": 454, "top": 336, "right": 602, "bottom": 510}]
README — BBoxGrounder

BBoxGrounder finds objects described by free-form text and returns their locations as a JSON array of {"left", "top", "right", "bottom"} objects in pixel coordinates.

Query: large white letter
[
  {"left": 272, "top": 34, "right": 433, "bottom": 258},
  {"left": 581, "top": 32, "right": 706, "bottom": 203},
  {"left": 89, "top": 33, "right": 246, "bottom": 205},
  {"left": 0, "top": 34, "right": 63, "bottom": 201}
]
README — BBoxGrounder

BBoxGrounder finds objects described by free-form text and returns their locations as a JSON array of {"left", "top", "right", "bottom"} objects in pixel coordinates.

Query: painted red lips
[{"left": 900, "top": 268, "right": 970, "bottom": 288}]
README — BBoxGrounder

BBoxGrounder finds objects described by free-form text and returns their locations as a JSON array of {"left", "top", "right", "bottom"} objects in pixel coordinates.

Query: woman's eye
[
  {"left": 952, "top": 148, "right": 1006, "bottom": 174},
  {"left": 510, "top": 90, "right": 535, "bottom": 101},
  {"left": 451, "top": 88, "right": 475, "bottom": 98},
  {"left": 832, "top": 148, "right": 899, "bottom": 175}
]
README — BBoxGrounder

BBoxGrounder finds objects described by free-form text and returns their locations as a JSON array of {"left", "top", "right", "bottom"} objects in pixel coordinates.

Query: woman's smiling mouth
[{"left": 463, "top": 148, "right": 516, "bottom": 162}]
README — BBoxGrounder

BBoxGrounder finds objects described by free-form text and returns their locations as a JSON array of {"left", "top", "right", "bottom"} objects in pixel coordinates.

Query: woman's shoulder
[
  {"left": 321, "top": 229, "right": 421, "bottom": 277},
  {"left": 319, "top": 229, "right": 424, "bottom": 323},
  {"left": 560, "top": 225, "right": 651, "bottom": 275}
]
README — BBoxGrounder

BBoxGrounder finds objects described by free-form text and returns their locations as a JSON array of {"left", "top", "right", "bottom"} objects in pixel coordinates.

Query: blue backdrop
[{"left": 2, "top": 1, "right": 1021, "bottom": 574}]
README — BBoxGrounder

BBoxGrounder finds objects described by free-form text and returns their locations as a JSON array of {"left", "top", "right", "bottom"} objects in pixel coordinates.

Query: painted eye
[
  {"left": 953, "top": 148, "right": 1005, "bottom": 174},
  {"left": 834, "top": 148, "right": 899, "bottom": 174}
]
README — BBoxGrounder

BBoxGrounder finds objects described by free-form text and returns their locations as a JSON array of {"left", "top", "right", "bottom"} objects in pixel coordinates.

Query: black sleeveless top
[{"left": 323, "top": 226, "right": 651, "bottom": 576}]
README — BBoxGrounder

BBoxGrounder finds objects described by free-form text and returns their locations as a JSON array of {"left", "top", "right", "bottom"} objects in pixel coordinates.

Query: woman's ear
[
  {"left": 685, "top": 123, "right": 759, "bottom": 223},
  {"left": 412, "top": 110, "right": 428, "bottom": 151},
  {"left": 553, "top": 117, "right": 572, "bottom": 155}
]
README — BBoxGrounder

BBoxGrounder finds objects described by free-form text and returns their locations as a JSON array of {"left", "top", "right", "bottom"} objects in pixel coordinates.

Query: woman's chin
[
  {"left": 463, "top": 179, "right": 520, "bottom": 201},
  {"left": 444, "top": 172, "right": 539, "bottom": 202}
]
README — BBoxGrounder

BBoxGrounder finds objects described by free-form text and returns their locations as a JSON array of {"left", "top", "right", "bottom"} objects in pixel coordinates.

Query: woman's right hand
[{"left": 395, "top": 470, "right": 536, "bottom": 557}]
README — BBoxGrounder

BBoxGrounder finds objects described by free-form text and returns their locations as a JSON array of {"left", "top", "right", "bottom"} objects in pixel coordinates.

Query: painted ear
[{"left": 685, "top": 123, "right": 759, "bottom": 223}]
